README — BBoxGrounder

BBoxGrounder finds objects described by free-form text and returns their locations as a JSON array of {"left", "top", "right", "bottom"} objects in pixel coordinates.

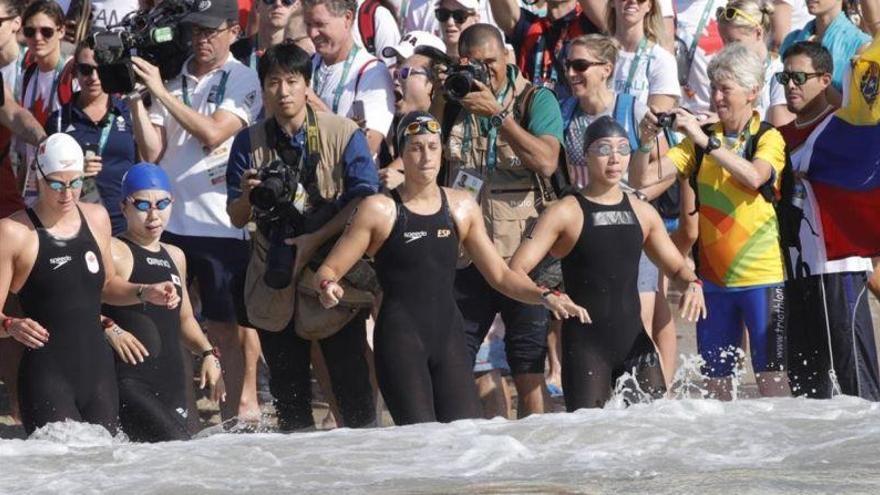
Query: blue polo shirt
[
  {"left": 47, "top": 94, "right": 137, "bottom": 234},
  {"left": 226, "top": 118, "right": 379, "bottom": 210}
]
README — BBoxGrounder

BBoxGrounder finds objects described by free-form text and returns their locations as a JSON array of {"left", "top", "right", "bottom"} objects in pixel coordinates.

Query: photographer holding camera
[
  {"left": 127, "top": 0, "right": 264, "bottom": 423},
  {"left": 226, "top": 42, "right": 378, "bottom": 431},
  {"left": 433, "top": 24, "right": 563, "bottom": 417}
]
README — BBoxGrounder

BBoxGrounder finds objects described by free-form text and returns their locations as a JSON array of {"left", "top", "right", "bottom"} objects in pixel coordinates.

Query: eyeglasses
[
  {"left": 77, "top": 63, "right": 98, "bottom": 77},
  {"left": 23, "top": 26, "right": 56, "bottom": 39},
  {"left": 435, "top": 8, "right": 474, "bottom": 24},
  {"left": 43, "top": 175, "right": 84, "bottom": 192},
  {"left": 715, "top": 6, "right": 761, "bottom": 27},
  {"left": 774, "top": 71, "right": 824, "bottom": 86},
  {"left": 397, "top": 67, "right": 431, "bottom": 80},
  {"left": 402, "top": 119, "right": 441, "bottom": 137},
  {"left": 191, "top": 24, "right": 234, "bottom": 39},
  {"left": 129, "top": 197, "right": 173, "bottom": 212},
  {"left": 565, "top": 58, "right": 607, "bottom": 72},
  {"left": 261, "top": 0, "right": 295, "bottom": 5},
  {"left": 588, "top": 142, "right": 633, "bottom": 157}
]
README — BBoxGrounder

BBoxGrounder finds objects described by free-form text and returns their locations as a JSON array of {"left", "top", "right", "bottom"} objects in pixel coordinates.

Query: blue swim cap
[{"left": 121, "top": 163, "right": 172, "bottom": 198}]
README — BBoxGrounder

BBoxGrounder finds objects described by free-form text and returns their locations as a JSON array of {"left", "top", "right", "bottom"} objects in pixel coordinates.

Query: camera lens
[
  {"left": 250, "top": 177, "right": 286, "bottom": 211},
  {"left": 445, "top": 72, "right": 474, "bottom": 100}
]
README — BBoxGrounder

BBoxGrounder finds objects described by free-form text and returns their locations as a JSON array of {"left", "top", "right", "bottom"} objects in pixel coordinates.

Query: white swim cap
[{"left": 36, "top": 133, "right": 84, "bottom": 177}]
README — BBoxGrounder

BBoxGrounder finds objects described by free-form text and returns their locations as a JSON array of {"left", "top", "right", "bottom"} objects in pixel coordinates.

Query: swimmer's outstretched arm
[
  {"left": 451, "top": 190, "right": 589, "bottom": 323},
  {"left": 315, "top": 195, "right": 396, "bottom": 308}
]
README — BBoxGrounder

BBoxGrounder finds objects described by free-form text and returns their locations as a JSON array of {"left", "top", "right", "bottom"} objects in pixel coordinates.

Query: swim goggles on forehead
[
  {"left": 128, "top": 197, "right": 173, "bottom": 212},
  {"left": 402, "top": 118, "right": 441, "bottom": 138},
  {"left": 37, "top": 163, "right": 84, "bottom": 192},
  {"left": 716, "top": 6, "right": 761, "bottom": 27},
  {"left": 587, "top": 142, "right": 633, "bottom": 157}
]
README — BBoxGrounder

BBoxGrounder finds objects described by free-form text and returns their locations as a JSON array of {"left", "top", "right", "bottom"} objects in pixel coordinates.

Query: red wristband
[
  {"left": 320, "top": 279, "right": 335, "bottom": 290},
  {"left": 2, "top": 318, "right": 15, "bottom": 331},
  {"left": 101, "top": 317, "right": 116, "bottom": 329}
]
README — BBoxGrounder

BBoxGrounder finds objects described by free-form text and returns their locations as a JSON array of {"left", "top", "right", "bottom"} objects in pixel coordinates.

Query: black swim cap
[
  {"left": 583, "top": 116, "right": 629, "bottom": 151},
  {"left": 396, "top": 110, "right": 441, "bottom": 151}
]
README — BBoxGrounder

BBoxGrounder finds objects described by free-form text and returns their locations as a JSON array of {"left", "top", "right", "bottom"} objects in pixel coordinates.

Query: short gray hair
[
  {"left": 707, "top": 43, "right": 765, "bottom": 103},
  {"left": 301, "top": 0, "right": 357, "bottom": 16}
]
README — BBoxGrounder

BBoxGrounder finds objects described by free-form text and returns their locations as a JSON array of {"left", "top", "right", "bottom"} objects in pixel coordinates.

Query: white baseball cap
[
  {"left": 435, "top": 0, "right": 480, "bottom": 11},
  {"left": 36, "top": 133, "right": 84, "bottom": 177},
  {"left": 381, "top": 31, "right": 447, "bottom": 60}
]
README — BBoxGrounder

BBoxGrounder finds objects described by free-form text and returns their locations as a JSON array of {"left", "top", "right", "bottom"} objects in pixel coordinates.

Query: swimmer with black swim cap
[
  {"left": 0, "top": 135, "right": 181, "bottom": 435},
  {"left": 509, "top": 116, "right": 708, "bottom": 411},
  {"left": 313, "top": 111, "right": 589, "bottom": 426},
  {"left": 102, "top": 164, "right": 226, "bottom": 442}
]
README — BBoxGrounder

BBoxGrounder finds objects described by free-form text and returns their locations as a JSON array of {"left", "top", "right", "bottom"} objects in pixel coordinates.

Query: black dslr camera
[
  {"left": 413, "top": 45, "right": 491, "bottom": 100},
  {"left": 656, "top": 112, "right": 677, "bottom": 129},
  {"left": 89, "top": 0, "right": 200, "bottom": 94},
  {"left": 250, "top": 142, "right": 306, "bottom": 290}
]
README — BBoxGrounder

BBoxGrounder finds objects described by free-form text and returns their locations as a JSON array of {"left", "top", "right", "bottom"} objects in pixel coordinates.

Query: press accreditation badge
[
  {"left": 204, "top": 146, "right": 229, "bottom": 186},
  {"left": 452, "top": 170, "right": 484, "bottom": 200}
]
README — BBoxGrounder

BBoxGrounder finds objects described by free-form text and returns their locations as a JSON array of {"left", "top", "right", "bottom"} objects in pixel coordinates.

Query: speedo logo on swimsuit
[
  {"left": 49, "top": 255, "right": 73, "bottom": 270},
  {"left": 404, "top": 231, "right": 428, "bottom": 244},
  {"left": 592, "top": 211, "right": 637, "bottom": 226},
  {"left": 146, "top": 257, "right": 172, "bottom": 269}
]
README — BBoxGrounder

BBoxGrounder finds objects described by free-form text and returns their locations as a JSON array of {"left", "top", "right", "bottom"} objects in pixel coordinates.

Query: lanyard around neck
[
  {"left": 181, "top": 69, "right": 230, "bottom": 108},
  {"left": 622, "top": 37, "right": 649, "bottom": 95},
  {"left": 462, "top": 75, "right": 515, "bottom": 172},
  {"left": 27, "top": 57, "right": 64, "bottom": 111},
  {"left": 313, "top": 46, "right": 360, "bottom": 114}
]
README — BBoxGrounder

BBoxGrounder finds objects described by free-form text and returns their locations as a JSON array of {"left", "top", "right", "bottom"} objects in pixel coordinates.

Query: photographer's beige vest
[
  {"left": 444, "top": 66, "right": 546, "bottom": 259},
  {"left": 243, "top": 108, "right": 376, "bottom": 337}
]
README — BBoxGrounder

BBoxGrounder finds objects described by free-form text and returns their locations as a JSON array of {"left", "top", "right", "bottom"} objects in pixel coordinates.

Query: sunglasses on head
[
  {"left": 397, "top": 66, "right": 431, "bottom": 80},
  {"left": 23, "top": 26, "right": 56, "bottom": 39},
  {"left": 129, "top": 197, "right": 173, "bottom": 212},
  {"left": 774, "top": 71, "right": 824, "bottom": 86},
  {"left": 588, "top": 142, "right": 633, "bottom": 157},
  {"left": 715, "top": 6, "right": 761, "bottom": 27},
  {"left": 261, "top": 0, "right": 296, "bottom": 6},
  {"left": 403, "top": 119, "right": 441, "bottom": 137},
  {"left": 565, "top": 58, "right": 607, "bottom": 72},
  {"left": 435, "top": 8, "right": 474, "bottom": 24},
  {"left": 77, "top": 63, "right": 98, "bottom": 77}
]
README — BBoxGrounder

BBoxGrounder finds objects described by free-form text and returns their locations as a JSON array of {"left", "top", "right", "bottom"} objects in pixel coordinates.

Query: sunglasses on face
[
  {"left": 261, "top": 0, "right": 295, "bottom": 6},
  {"left": 715, "top": 6, "right": 761, "bottom": 27},
  {"left": 23, "top": 26, "right": 56, "bottom": 39},
  {"left": 774, "top": 71, "right": 824, "bottom": 86},
  {"left": 129, "top": 197, "right": 173, "bottom": 212},
  {"left": 588, "top": 142, "right": 633, "bottom": 157},
  {"left": 435, "top": 8, "right": 474, "bottom": 24},
  {"left": 565, "top": 58, "right": 607, "bottom": 72},
  {"left": 77, "top": 63, "right": 98, "bottom": 77},
  {"left": 44, "top": 176, "right": 84, "bottom": 192},
  {"left": 397, "top": 67, "right": 431, "bottom": 80},
  {"left": 402, "top": 119, "right": 441, "bottom": 138}
]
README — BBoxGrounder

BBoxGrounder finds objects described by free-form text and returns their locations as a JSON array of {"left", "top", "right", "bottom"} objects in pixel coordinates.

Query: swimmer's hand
[
  {"left": 378, "top": 167, "right": 404, "bottom": 190},
  {"left": 4, "top": 318, "right": 50, "bottom": 349},
  {"left": 318, "top": 280, "right": 345, "bottom": 309},
  {"left": 105, "top": 324, "right": 149, "bottom": 364},
  {"left": 141, "top": 282, "right": 181, "bottom": 309},
  {"left": 679, "top": 280, "right": 707, "bottom": 322},
  {"left": 541, "top": 292, "right": 592, "bottom": 324},
  {"left": 200, "top": 355, "right": 226, "bottom": 404}
]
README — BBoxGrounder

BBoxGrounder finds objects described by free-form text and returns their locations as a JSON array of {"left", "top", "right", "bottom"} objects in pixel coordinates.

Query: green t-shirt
[{"left": 525, "top": 85, "right": 564, "bottom": 143}]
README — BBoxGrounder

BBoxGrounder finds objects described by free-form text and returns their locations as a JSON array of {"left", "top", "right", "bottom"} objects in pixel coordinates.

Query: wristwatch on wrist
[
  {"left": 703, "top": 134, "right": 721, "bottom": 154},
  {"left": 490, "top": 108, "right": 511, "bottom": 129}
]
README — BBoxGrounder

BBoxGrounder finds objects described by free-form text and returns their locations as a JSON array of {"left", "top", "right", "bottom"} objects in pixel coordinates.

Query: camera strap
[{"left": 181, "top": 70, "right": 230, "bottom": 108}]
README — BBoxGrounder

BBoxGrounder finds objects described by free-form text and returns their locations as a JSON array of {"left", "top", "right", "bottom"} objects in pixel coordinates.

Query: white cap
[
  {"left": 381, "top": 31, "right": 447, "bottom": 60},
  {"left": 435, "top": 0, "right": 479, "bottom": 11},
  {"left": 36, "top": 133, "right": 84, "bottom": 177}
]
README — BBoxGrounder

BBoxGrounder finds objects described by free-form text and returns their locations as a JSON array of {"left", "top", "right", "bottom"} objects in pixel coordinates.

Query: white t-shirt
[
  {"left": 660, "top": 0, "right": 674, "bottom": 17},
  {"left": 757, "top": 55, "right": 786, "bottom": 120},
  {"left": 400, "top": 0, "right": 500, "bottom": 37},
  {"left": 613, "top": 42, "right": 681, "bottom": 105},
  {"left": 778, "top": 0, "right": 813, "bottom": 33},
  {"left": 353, "top": 0, "right": 402, "bottom": 67},
  {"left": 786, "top": 112, "right": 873, "bottom": 275},
  {"left": 311, "top": 47, "right": 395, "bottom": 138},
  {"left": 149, "top": 54, "right": 263, "bottom": 239},
  {"left": 91, "top": 0, "right": 141, "bottom": 30},
  {"left": 0, "top": 51, "right": 25, "bottom": 102},
  {"left": 675, "top": 0, "right": 726, "bottom": 113}
]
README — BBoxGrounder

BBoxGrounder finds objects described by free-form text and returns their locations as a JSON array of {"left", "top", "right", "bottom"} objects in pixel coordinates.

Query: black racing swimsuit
[
  {"left": 372, "top": 189, "right": 482, "bottom": 425},
  {"left": 102, "top": 238, "right": 188, "bottom": 442},
  {"left": 16, "top": 207, "right": 118, "bottom": 435},
  {"left": 560, "top": 193, "right": 665, "bottom": 411}
]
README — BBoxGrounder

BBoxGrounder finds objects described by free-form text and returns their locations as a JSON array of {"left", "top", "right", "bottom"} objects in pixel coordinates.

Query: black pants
[
  {"left": 258, "top": 311, "right": 376, "bottom": 431},
  {"left": 787, "top": 272, "right": 880, "bottom": 401}
]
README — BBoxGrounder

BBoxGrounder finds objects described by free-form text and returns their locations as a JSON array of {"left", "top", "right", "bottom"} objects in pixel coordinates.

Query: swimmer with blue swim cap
[{"left": 106, "top": 162, "right": 226, "bottom": 441}]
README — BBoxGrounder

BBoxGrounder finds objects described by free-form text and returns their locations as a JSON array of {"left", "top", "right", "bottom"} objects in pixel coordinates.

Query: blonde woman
[
  {"left": 717, "top": 0, "right": 794, "bottom": 126},
  {"left": 607, "top": 0, "right": 679, "bottom": 111}
]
